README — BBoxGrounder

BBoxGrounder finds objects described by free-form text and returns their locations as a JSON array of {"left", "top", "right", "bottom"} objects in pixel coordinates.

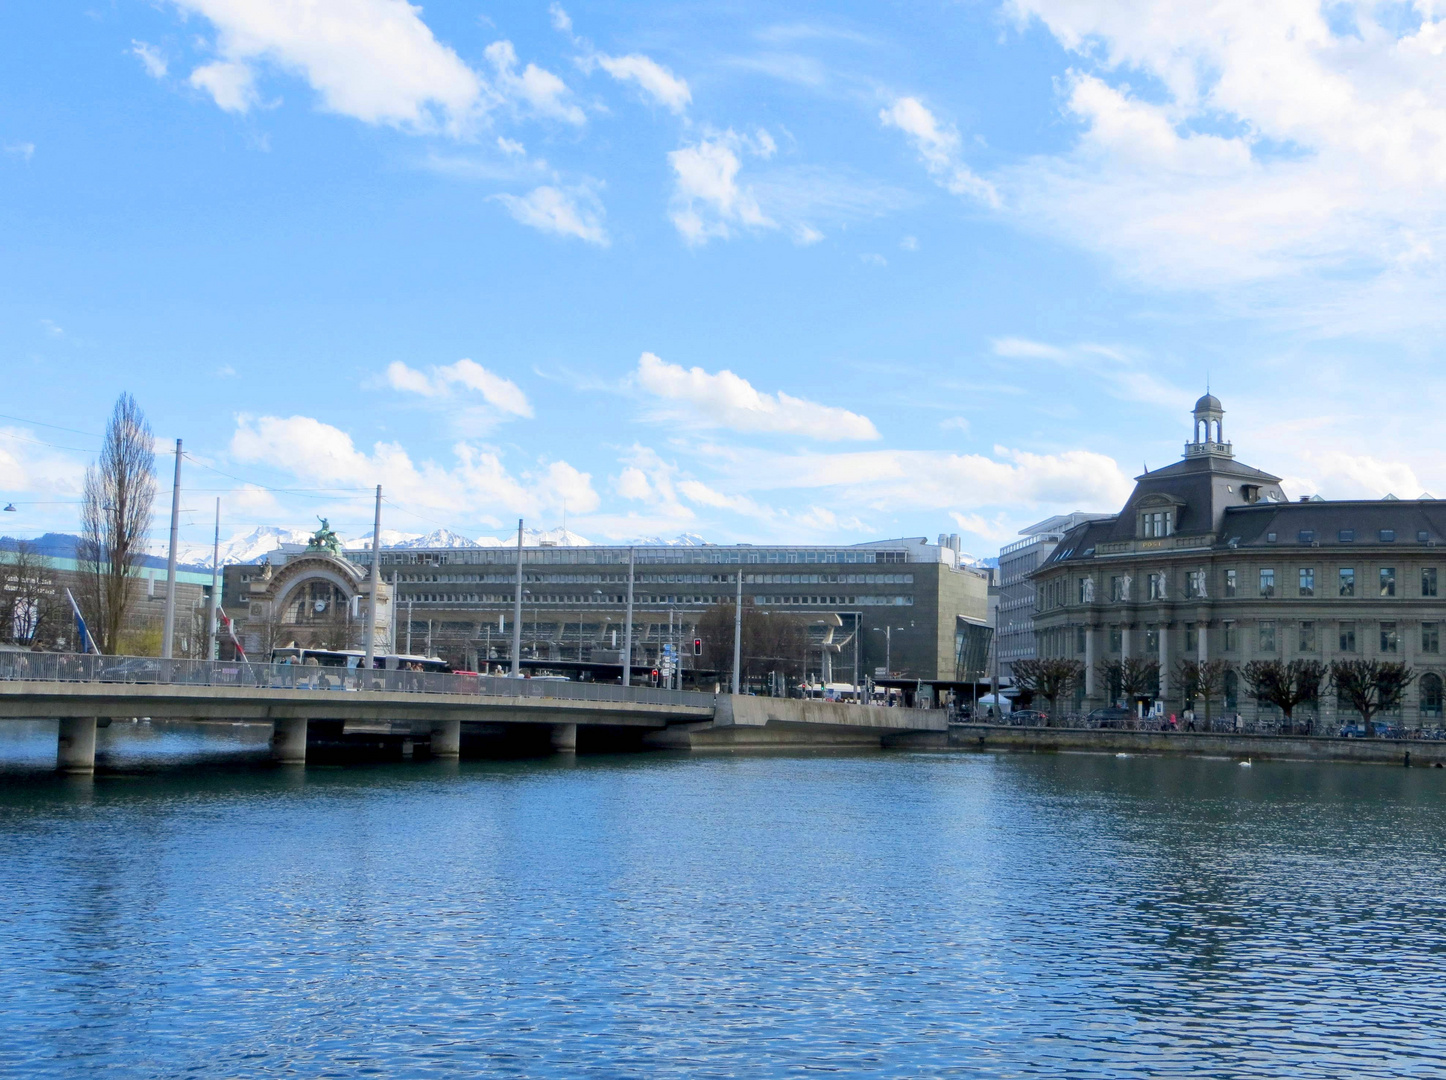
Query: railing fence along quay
[
  {"left": 952, "top": 710, "right": 1446, "bottom": 740},
  {"left": 0, "top": 652, "right": 712, "bottom": 709}
]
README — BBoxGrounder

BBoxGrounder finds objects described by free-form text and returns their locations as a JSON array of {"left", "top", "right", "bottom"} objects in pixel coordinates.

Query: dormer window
[
  {"left": 1142, "top": 510, "right": 1173, "bottom": 538},
  {"left": 1241, "top": 484, "right": 1261, "bottom": 503}
]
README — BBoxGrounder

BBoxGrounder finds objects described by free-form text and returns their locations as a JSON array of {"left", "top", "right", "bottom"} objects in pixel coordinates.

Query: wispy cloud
[
  {"left": 880, "top": 96, "right": 999, "bottom": 207},
  {"left": 493, "top": 184, "right": 608, "bottom": 245}
]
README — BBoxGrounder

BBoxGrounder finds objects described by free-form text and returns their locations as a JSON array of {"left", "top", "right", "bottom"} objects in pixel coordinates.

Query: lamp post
[{"left": 871, "top": 625, "right": 906, "bottom": 677}]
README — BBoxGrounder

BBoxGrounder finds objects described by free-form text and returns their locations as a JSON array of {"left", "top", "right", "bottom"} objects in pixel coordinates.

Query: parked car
[
  {"left": 1007, "top": 709, "right": 1049, "bottom": 725},
  {"left": 99, "top": 658, "right": 161, "bottom": 683},
  {"left": 1087, "top": 705, "right": 1135, "bottom": 729}
]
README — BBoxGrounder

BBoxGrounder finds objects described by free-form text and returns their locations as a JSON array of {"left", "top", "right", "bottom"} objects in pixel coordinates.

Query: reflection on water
[{"left": 1, "top": 738, "right": 1444, "bottom": 1077}]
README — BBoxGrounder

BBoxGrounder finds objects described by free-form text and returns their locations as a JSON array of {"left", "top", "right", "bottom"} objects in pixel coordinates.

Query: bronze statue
[{"left": 306, "top": 517, "right": 342, "bottom": 556}]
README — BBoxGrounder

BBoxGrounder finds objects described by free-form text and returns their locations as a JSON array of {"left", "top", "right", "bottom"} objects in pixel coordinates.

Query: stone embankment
[{"left": 928, "top": 724, "right": 1446, "bottom": 766}]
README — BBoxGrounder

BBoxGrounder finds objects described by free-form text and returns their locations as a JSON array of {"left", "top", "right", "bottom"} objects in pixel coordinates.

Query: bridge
[{"left": 0, "top": 654, "right": 945, "bottom": 772}]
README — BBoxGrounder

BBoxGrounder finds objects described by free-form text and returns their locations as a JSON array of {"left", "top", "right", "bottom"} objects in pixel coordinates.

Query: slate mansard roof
[{"left": 1040, "top": 426, "right": 1444, "bottom": 569}]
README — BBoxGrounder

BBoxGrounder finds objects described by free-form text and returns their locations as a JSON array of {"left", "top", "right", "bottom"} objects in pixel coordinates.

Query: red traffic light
[{"left": 693, "top": 638, "right": 702, "bottom": 656}]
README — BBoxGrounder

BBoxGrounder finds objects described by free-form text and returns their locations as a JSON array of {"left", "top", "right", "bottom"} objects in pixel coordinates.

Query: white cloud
[
  {"left": 3, "top": 143, "right": 34, "bottom": 162},
  {"left": 174, "top": 0, "right": 481, "bottom": 129},
  {"left": 595, "top": 53, "right": 691, "bottom": 114},
  {"left": 939, "top": 416, "right": 971, "bottom": 433},
  {"left": 496, "top": 136, "right": 525, "bottom": 156},
  {"left": 880, "top": 96, "right": 999, "bottom": 207},
  {"left": 493, "top": 184, "right": 608, "bottom": 245},
  {"left": 548, "top": 3, "right": 573, "bottom": 35},
  {"left": 991, "top": 337, "right": 1068, "bottom": 360},
  {"left": 667, "top": 129, "right": 777, "bottom": 244},
  {"left": 383, "top": 359, "right": 533, "bottom": 417},
  {"left": 900, "top": 235, "right": 918, "bottom": 250},
  {"left": 989, "top": 336, "right": 1187, "bottom": 410},
  {"left": 230, "top": 414, "right": 594, "bottom": 519},
  {"left": 189, "top": 59, "right": 260, "bottom": 113},
  {"left": 484, "top": 40, "right": 585, "bottom": 125},
  {"left": 999, "top": 1, "right": 1446, "bottom": 320},
  {"left": 131, "top": 40, "right": 168, "bottom": 79},
  {"left": 634, "top": 352, "right": 880, "bottom": 441},
  {"left": 860, "top": 252, "right": 887, "bottom": 266},
  {"left": 0, "top": 428, "right": 86, "bottom": 498}
]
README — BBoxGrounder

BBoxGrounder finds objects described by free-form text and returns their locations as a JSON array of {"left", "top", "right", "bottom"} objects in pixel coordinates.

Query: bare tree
[
  {"left": 77, "top": 394, "right": 156, "bottom": 654},
  {"left": 1176, "top": 658, "right": 1230, "bottom": 727},
  {"left": 1011, "top": 658, "right": 1084, "bottom": 723},
  {"left": 0, "top": 540, "right": 64, "bottom": 649},
  {"left": 1331, "top": 659, "right": 1415, "bottom": 737},
  {"left": 696, "top": 602, "right": 808, "bottom": 690},
  {"left": 1243, "top": 659, "right": 1327, "bottom": 733}
]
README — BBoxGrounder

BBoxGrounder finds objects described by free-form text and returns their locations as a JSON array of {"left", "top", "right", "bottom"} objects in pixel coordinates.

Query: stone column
[
  {"left": 431, "top": 718, "right": 461, "bottom": 758},
  {"left": 1158, "top": 623, "right": 1170, "bottom": 706},
  {"left": 1121, "top": 625, "right": 1132, "bottom": 660},
  {"left": 1084, "top": 624, "right": 1096, "bottom": 699},
  {"left": 271, "top": 717, "right": 308, "bottom": 764},
  {"left": 57, "top": 717, "right": 98, "bottom": 774},
  {"left": 1198, "top": 619, "right": 1209, "bottom": 662},
  {"left": 550, "top": 723, "right": 578, "bottom": 753}
]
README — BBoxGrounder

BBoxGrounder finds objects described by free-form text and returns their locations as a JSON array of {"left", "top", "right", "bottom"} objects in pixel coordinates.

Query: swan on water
[{"left": 1240, "top": 759, "right": 1252, "bottom": 768}]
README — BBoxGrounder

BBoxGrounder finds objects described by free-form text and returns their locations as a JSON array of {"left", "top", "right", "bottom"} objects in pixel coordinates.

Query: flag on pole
[
  {"left": 64, "top": 589, "right": 98, "bottom": 655},
  {"left": 217, "top": 607, "right": 247, "bottom": 661}
]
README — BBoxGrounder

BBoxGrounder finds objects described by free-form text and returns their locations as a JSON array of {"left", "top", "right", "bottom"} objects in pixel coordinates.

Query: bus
[{"left": 270, "top": 647, "right": 451, "bottom": 673}]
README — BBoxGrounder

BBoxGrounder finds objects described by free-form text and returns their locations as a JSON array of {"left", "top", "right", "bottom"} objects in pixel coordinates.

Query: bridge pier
[
  {"left": 57, "top": 716, "right": 98, "bottom": 773},
  {"left": 430, "top": 719, "right": 461, "bottom": 758},
  {"left": 550, "top": 723, "right": 578, "bottom": 753},
  {"left": 271, "top": 718, "right": 308, "bottom": 764}
]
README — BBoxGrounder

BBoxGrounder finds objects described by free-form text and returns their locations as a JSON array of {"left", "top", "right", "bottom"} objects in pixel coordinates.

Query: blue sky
[{"left": 4, "top": 1, "right": 1446, "bottom": 555}]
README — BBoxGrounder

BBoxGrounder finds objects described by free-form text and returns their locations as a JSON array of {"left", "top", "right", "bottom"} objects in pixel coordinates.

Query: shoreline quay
[{"left": 889, "top": 723, "right": 1446, "bottom": 767}]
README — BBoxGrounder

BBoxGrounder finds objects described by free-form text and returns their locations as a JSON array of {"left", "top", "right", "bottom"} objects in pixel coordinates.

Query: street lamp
[{"left": 871, "top": 625, "right": 907, "bottom": 677}]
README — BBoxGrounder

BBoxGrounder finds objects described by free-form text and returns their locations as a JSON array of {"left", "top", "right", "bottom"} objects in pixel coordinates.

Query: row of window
[
  {"left": 1051, "top": 566, "right": 1442, "bottom": 607},
  {"left": 1071, "top": 620, "right": 1443, "bottom": 656},
  {"left": 398, "top": 593, "right": 914, "bottom": 608},
  {"left": 390, "top": 571, "right": 915, "bottom": 586},
  {"left": 1264, "top": 528, "right": 1429, "bottom": 544}
]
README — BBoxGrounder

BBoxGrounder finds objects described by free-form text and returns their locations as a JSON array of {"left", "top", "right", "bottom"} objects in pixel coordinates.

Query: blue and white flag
[{"left": 65, "top": 589, "right": 99, "bottom": 655}]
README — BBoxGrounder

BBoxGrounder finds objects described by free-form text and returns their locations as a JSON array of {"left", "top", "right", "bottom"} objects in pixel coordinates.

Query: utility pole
[
  {"left": 731, "top": 562, "right": 743, "bottom": 695},
  {"left": 207, "top": 497, "right": 220, "bottom": 660},
  {"left": 161, "top": 438, "right": 181, "bottom": 659},
  {"left": 406, "top": 598, "right": 413, "bottom": 654},
  {"left": 510, "top": 519, "right": 524, "bottom": 676},
  {"left": 363, "top": 485, "right": 381, "bottom": 676},
  {"left": 622, "top": 547, "right": 635, "bottom": 686}
]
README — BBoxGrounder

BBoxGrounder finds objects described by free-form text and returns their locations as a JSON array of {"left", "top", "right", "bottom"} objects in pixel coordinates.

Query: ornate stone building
[
  {"left": 224, "top": 527, "right": 392, "bottom": 657},
  {"left": 1031, "top": 395, "right": 1446, "bottom": 727}
]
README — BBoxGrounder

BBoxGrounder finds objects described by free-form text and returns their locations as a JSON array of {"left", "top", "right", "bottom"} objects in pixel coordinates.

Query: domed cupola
[{"left": 1186, "top": 391, "right": 1232, "bottom": 459}]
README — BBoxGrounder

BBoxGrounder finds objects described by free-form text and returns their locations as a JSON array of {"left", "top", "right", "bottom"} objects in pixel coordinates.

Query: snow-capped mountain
[
  {"left": 152, "top": 526, "right": 316, "bottom": 569},
  {"left": 475, "top": 527, "right": 592, "bottom": 547}
]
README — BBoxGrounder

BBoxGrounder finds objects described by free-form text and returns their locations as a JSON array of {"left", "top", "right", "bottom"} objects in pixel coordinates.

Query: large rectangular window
[
  {"left": 1423, "top": 622, "right": 1440, "bottom": 654},
  {"left": 1424, "top": 567, "right": 1438, "bottom": 598},
  {"left": 1259, "top": 621, "right": 1277, "bottom": 652},
  {"left": 1223, "top": 621, "right": 1237, "bottom": 652},
  {"left": 1145, "top": 628, "right": 1160, "bottom": 653},
  {"left": 1259, "top": 568, "right": 1276, "bottom": 598},
  {"left": 1381, "top": 621, "right": 1399, "bottom": 653},
  {"left": 1186, "top": 570, "right": 1205, "bottom": 598},
  {"left": 1339, "top": 568, "right": 1355, "bottom": 597},
  {"left": 1380, "top": 567, "right": 1397, "bottom": 597},
  {"left": 1186, "top": 624, "right": 1198, "bottom": 652},
  {"left": 1299, "top": 621, "right": 1317, "bottom": 652},
  {"left": 1225, "top": 569, "right": 1237, "bottom": 597},
  {"left": 1109, "top": 626, "right": 1122, "bottom": 653},
  {"left": 1142, "top": 511, "right": 1173, "bottom": 538},
  {"left": 1148, "top": 572, "right": 1166, "bottom": 600},
  {"left": 1340, "top": 621, "right": 1357, "bottom": 652},
  {"left": 1076, "top": 626, "right": 1087, "bottom": 653},
  {"left": 1298, "top": 568, "right": 1314, "bottom": 596}
]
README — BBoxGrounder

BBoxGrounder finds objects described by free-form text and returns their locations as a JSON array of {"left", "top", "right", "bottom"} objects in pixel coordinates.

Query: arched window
[
  {"left": 1421, "top": 673, "right": 1443, "bottom": 719},
  {"left": 1224, "top": 669, "right": 1239, "bottom": 710}
]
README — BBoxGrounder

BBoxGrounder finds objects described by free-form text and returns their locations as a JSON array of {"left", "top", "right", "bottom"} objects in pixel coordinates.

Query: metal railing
[
  {"left": 950, "top": 708, "right": 1446, "bottom": 740},
  {"left": 0, "top": 652, "right": 714, "bottom": 709}
]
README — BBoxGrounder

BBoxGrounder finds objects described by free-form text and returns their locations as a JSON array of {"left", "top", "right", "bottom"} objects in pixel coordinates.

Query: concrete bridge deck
[{"left": 0, "top": 654, "right": 946, "bottom": 771}]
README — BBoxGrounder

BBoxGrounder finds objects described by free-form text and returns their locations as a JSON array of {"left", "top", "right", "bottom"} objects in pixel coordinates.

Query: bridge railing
[{"left": 0, "top": 652, "right": 712, "bottom": 709}]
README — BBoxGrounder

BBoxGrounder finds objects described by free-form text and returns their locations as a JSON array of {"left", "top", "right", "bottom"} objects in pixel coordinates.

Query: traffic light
[
  {"left": 651, "top": 668, "right": 659, "bottom": 685},
  {"left": 693, "top": 638, "right": 702, "bottom": 656}
]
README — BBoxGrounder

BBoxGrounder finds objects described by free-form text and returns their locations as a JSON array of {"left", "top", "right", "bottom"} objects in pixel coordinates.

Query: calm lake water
[{"left": 2, "top": 721, "right": 1445, "bottom": 1078}]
